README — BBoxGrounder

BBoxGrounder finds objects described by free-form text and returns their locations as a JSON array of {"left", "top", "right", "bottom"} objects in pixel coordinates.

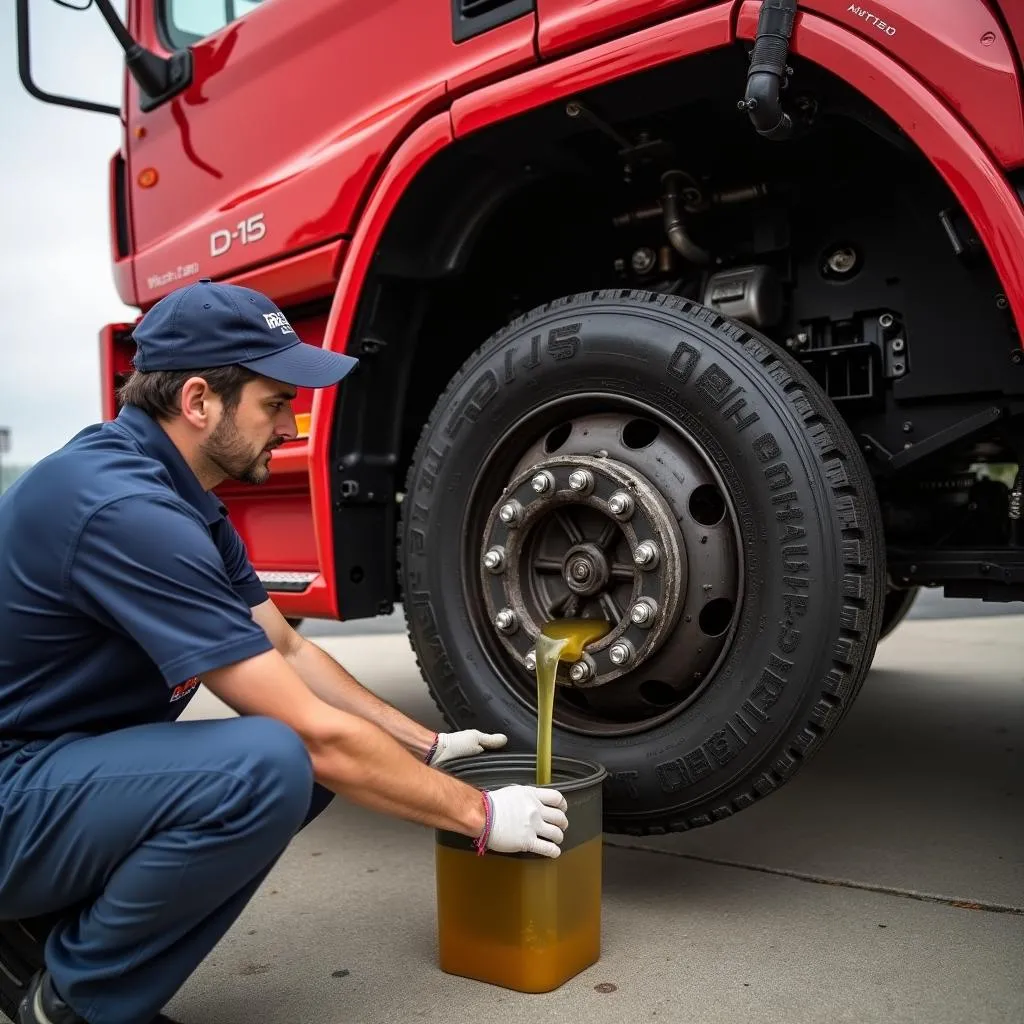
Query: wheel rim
[{"left": 463, "top": 399, "right": 744, "bottom": 738}]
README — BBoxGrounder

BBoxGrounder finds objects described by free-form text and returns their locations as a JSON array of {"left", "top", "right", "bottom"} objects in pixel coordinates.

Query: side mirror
[{"left": 16, "top": 0, "right": 193, "bottom": 117}]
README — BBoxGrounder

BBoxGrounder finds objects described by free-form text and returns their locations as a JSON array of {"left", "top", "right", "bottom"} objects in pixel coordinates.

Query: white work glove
[
  {"left": 427, "top": 729, "right": 507, "bottom": 767},
  {"left": 476, "top": 785, "right": 569, "bottom": 859}
]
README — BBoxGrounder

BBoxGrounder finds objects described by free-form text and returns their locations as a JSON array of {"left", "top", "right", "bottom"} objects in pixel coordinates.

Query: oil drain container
[{"left": 434, "top": 753, "right": 607, "bottom": 993}]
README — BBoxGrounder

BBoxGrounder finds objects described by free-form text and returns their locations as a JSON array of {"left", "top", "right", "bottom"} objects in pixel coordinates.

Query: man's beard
[{"left": 202, "top": 412, "right": 282, "bottom": 485}]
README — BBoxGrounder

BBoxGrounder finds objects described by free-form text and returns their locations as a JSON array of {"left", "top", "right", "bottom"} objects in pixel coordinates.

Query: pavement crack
[{"left": 604, "top": 841, "right": 1024, "bottom": 915}]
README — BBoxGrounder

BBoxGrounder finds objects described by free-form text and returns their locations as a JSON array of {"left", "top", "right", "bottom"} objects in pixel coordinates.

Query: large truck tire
[{"left": 399, "top": 292, "right": 886, "bottom": 834}]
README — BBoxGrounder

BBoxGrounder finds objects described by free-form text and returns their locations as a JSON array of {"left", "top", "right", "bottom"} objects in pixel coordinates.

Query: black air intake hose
[{"left": 740, "top": 0, "right": 797, "bottom": 141}]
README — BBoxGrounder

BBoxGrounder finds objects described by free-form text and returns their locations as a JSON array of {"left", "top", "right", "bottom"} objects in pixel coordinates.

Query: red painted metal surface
[
  {"left": 451, "top": 3, "right": 734, "bottom": 137},
  {"left": 309, "top": 113, "right": 455, "bottom": 620},
  {"left": 120, "top": 0, "right": 537, "bottom": 311},
  {"left": 447, "top": 17, "right": 543, "bottom": 96},
  {"left": 98, "top": 324, "right": 135, "bottom": 423},
  {"left": 221, "top": 490, "right": 321, "bottom": 572},
  {"left": 801, "top": 0, "right": 1024, "bottom": 169},
  {"left": 536, "top": 0, "right": 726, "bottom": 58},
  {"left": 226, "top": 237, "right": 347, "bottom": 309},
  {"left": 737, "top": 1, "right": 1024, "bottom": 340}
]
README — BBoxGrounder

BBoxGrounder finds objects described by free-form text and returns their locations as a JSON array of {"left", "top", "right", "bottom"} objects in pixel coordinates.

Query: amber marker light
[{"left": 138, "top": 168, "right": 159, "bottom": 188}]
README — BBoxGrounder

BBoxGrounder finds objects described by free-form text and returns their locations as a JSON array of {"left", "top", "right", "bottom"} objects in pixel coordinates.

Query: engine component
[
  {"left": 661, "top": 171, "right": 710, "bottom": 265},
  {"left": 703, "top": 265, "right": 784, "bottom": 329},
  {"left": 822, "top": 245, "right": 861, "bottom": 279}
]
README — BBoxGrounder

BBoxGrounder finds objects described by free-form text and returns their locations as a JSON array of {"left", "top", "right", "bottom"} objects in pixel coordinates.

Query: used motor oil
[
  {"left": 435, "top": 753, "right": 607, "bottom": 993},
  {"left": 533, "top": 618, "right": 610, "bottom": 785}
]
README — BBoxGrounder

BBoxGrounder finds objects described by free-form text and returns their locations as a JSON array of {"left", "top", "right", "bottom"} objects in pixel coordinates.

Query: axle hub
[
  {"left": 479, "top": 453, "right": 686, "bottom": 687},
  {"left": 564, "top": 542, "right": 610, "bottom": 596},
  {"left": 470, "top": 408, "right": 741, "bottom": 735}
]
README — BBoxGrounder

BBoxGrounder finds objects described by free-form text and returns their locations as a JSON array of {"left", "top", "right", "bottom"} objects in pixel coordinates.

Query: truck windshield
[{"left": 160, "top": 0, "right": 264, "bottom": 49}]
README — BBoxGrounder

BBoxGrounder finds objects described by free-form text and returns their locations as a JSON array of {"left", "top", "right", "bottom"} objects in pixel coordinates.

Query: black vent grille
[
  {"left": 112, "top": 154, "right": 131, "bottom": 258},
  {"left": 461, "top": 0, "right": 508, "bottom": 15},
  {"left": 452, "top": 0, "right": 534, "bottom": 43}
]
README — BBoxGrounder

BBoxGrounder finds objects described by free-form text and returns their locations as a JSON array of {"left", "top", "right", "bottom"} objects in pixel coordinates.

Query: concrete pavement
[{"left": 171, "top": 615, "right": 1024, "bottom": 1024}]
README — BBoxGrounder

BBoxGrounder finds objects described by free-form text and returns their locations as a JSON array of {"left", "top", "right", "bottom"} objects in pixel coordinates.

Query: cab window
[{"left": 160, "top": 0, "right": 264, "bottom": 49}]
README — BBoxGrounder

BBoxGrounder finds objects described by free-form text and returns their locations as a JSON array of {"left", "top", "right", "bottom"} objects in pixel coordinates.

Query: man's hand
[
  {"left": 479, "top": 785, "right": 568, "bottom": 858},
  {"left": 428, "top": 729, "right": 508, "bottom": 767}
]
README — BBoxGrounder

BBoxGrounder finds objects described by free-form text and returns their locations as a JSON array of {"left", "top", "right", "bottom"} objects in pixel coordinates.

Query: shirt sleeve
[
  {"left": 66, "top": 494, "right": 274, "bottom": 688},
  {"left": 217, "top": 517, "right": 269, "bottom": 608}
]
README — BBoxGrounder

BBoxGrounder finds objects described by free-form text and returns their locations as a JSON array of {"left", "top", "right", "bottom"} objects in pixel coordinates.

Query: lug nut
[
  {"left": 630, "top": 598, "right": 658, "bottom": 627},
  {"left": 531, "top": 471, "right": 555, "bottom": 494},
  {"left": 524, "top": 649, "right": 537, "bottom": 672},
  {"left": 495, "top": 608, "right": 517, "bottom": 633},
  {"left": 483, "top": 547, "right": 506, "bottom": 573},
  {"left": 499, "top": 500, "right": 523, "bottom": 525},
  {"left": 633, "top": 541, "right": 660, "bottom": 568},
  {"left": 609, "top": 641, "right": 634, "bottom": 666},
  {"left": 569, "top": 660, "right": 593, "bottom": 684},
  {"left": 608, "top": 491, "right": 634, "bottom": 519},
  {"left": 568, "top": 469, "right": 594, "bottom": 494}
]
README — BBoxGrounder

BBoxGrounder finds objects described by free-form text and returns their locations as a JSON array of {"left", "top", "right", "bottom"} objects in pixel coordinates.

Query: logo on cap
[{"left": 262, "top": 311, "right": 295, "bottom": 335}]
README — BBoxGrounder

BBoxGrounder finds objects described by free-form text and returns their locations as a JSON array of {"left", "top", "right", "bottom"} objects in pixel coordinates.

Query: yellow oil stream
[{"left": 534, "top": 618, "right": 611, "bottom": 785}]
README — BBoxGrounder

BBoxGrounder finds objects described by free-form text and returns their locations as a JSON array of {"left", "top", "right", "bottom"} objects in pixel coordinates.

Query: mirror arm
[
  {"left": 15, "top": 0, "right": 193, "bottom": 117},
  {"left": 16, "top": 0, "right": 121, "bottom": 116},
  {"left": 92, "top": 0, "right": 193, "bottom": 112}
]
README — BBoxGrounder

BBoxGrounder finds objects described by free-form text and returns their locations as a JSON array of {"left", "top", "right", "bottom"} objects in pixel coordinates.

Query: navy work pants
[{"left": 0, "top": 715, "right": 334, "bottom": 1024}]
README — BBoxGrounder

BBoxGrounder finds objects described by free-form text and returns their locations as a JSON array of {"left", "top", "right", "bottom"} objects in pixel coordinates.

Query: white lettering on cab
[
  {"left": 210, "top": 213, "right": 267, "bottom": 257},
  {"left": 848, "top": 4, "right": 897, "bottom": 36}
]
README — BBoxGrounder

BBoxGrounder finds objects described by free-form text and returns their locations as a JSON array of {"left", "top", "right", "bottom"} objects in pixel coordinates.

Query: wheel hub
[
  {"left": 564, "top": 542, "right": 610, "bottom": 596},
  {"left": 471, "top": 408, "right": 742, "bottom": 735},
  {"left": 480, "top": 453, "right": 687, "bottom": 687}
]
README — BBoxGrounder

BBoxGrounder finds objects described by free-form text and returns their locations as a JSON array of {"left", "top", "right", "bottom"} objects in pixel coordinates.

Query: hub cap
[{"left": 472, "top": 409, "right": 742, "bottom": 735}]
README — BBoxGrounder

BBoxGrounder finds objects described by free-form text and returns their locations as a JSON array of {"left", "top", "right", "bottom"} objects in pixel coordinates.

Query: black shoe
[
  {"left": 17, "top": 969, "right": 185, "bottom": 1024},
  {"left": 18, "top": 970, "right": 84, "bottom": 1024}
]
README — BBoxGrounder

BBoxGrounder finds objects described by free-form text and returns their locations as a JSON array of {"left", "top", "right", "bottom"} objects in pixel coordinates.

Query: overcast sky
[{"left": 1, "top": 0, "right": 135, "bottom": 466}]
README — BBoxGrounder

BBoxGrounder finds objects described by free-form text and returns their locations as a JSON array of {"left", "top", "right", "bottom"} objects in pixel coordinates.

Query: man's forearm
[
  {"left": 305, "top": 711, "right": 487, "bottom": 836},
  {"left": 203, "top": 648, "right": 484, "bottom": 838},
  {"left": 285, "top": 637, "right": 436, "bottom": 758}
]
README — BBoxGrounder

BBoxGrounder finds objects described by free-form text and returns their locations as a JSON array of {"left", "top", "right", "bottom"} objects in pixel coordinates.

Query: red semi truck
[{"left": 13, "top": 0, "right": 1024, "bottom": 836}]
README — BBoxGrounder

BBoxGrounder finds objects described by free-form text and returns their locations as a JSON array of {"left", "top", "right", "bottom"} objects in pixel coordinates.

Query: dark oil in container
[{"left": 435, "top": 752, "right": 608, "bottom": 993}]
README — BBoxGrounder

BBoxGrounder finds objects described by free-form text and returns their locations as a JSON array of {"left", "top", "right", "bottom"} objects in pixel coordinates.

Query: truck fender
[
  {"left": 795, "top": 0, "right": 1024, "bottom": 168},
  {"left": 308, "top": 114, "right": 453, "bottom": 617}
]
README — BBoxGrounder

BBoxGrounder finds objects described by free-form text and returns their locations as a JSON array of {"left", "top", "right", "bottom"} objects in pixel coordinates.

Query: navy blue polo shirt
[{"left": 0, "top": 405, "right": 274, "bottom": 741}]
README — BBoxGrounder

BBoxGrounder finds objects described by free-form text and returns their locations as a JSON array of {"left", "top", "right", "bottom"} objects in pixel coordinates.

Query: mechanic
[{"left": 0, "top": 279, "right": 569, "bottom": 1024}]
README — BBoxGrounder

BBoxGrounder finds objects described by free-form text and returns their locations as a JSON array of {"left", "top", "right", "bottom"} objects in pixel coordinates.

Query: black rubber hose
[{"left": 740, "top": 0, "right": 797, "bottom": 141}]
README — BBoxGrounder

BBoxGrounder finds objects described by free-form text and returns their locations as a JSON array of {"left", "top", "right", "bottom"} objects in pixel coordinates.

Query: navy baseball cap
[{"left": 131, "top": 278, "right": 359, "bottom": 388}]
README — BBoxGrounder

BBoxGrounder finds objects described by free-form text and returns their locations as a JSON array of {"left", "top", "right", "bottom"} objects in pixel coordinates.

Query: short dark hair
[{"left": 117, "top": 365, "right": 260, "bottom": 421}]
